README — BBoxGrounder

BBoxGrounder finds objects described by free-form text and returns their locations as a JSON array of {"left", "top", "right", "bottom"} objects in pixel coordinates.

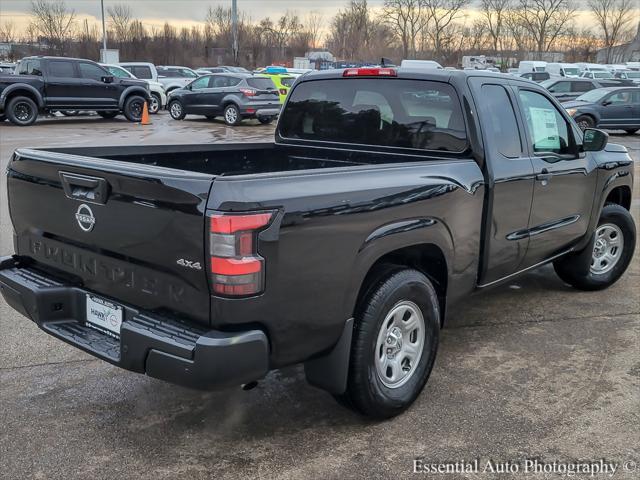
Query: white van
[
  {"left": 518, "top": 61, "right": 547, "bottom": 73},
  {"left": 400, "top": 60, "right": 443, "bottom": 70},
  {"left": 576, "top": 63, "right": 609, "bottom": 74},
  {"left": 546, "top": 62, "right": 580, "bottom": 78}
]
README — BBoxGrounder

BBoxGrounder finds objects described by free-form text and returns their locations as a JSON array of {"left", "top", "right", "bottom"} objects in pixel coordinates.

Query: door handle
[{"left": 536, "top": 168, "right": 552, "bottom": 184}]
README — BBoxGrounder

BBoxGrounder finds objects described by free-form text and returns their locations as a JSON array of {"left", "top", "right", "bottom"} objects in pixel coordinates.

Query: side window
[
  {"left": 631, "top": 91, "right": 640, "bottom": 103},
  {"left": 191, "top": 76, "right": 210, "bottom": 89},
  {"left": 549, "top": 81, "right": 570, "bottom": 93},
  {"left": 29, "top": 60, "right": 43, "bottom": 76},
  {"left": 606, "top": 91, "right": 631, "bottom": 105},
  {"left": 518, "top": 90, "right": 574, "bottom": 156},
  {"left": 17, "top": 61, "right": 28, "bottom": 75},
  {"left": 48, "top": 60, "right": 76, "bottom": 78},
  {"left": 132, "top": 66, "right": 152, "bottom": 79},
  {"left": 572, "top": 82, "right": 592, "bottom": 93},
  {"left": 481, "top": 85, "right": 522, "bottom": 158},
  {"left": 78, "top": 62, "right": 106, "bottom": 81}
]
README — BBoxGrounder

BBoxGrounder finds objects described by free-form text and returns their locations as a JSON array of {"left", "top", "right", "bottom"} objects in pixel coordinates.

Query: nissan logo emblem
[{"left": 75, "top": 204, "right": 96, "bottom": 232}]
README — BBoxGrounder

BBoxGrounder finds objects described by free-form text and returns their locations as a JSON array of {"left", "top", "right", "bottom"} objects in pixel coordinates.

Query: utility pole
[
  {"left": 231, "top": 0, "right": 238, "bottom": 65},
  {"left": 100, "top": 0, "right": 108, "bottom": 61}
]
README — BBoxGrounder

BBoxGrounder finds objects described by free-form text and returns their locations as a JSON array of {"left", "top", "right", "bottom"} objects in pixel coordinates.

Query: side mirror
[
  {"left": 101, "top": 75, "right": 114, "bottom": 83},
  {"left": 582, "top": 128, "right": 608, "bottom": 152},
  {"left": 601, "top": 100, "right": 612, "bottom": 106}
]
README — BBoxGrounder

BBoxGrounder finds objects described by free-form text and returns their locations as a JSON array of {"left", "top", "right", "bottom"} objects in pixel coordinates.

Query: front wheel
[
  {"left": 223, "top": 104, "right": 241, "bottom": 126},
  {"left": 335, "top": 269, "right": 440, "bottom": 418},
  {"left": 554, "top": 204, "right": 635, "bottom": 290},
  {"left": 575, "top": 115, "right": 595, "bottom": 130},
  {"left": 169, "top": 100, "right": 186, "bottom": 120},
  {"left": 149, "top": 93, "right": 161, "bottom": 114},
  {"left": 6, "top": 96, "right": 38, "bottom": 126},
  {"left": 123, "top": 95, "right": 146, "bottom": 122}
]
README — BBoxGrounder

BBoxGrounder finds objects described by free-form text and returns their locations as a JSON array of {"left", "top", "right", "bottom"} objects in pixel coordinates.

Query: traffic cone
[{"left": 140, "top": 101, "right": 151, "bottom": 125}]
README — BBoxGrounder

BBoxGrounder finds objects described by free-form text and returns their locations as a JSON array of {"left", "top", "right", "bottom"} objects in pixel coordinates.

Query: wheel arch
[
  {"left": 604, "top": 185, "right": 632, "bottom": 210},
  {"left": 118, "top": 87, "right": 150, "bottom": 109},
  {"left": 2, "top": 84, "right": 44, "bottom": 109}
]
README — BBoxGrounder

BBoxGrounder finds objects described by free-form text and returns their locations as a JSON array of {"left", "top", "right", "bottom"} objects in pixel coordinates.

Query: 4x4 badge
[{"left": 75, "top": 204, "right": 95, "bottom": 232}]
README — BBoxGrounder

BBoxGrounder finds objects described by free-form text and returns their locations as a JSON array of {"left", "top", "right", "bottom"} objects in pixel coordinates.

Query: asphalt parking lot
[{"left": 0, "top": 113, "right": 638, "bottom": 480}]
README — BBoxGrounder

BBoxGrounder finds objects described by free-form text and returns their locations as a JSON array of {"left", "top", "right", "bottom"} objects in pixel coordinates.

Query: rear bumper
[
  {"left": 0, "top": 256, "right": 270, "bottom": 390},
  {"left": 241, "top": 104, "right": 281, "bottom": 117}
]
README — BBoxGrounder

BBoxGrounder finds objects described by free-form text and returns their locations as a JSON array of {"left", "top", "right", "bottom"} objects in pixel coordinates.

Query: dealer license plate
[{"left": 86, "top": 294, "right": 123, "bottom": 336}]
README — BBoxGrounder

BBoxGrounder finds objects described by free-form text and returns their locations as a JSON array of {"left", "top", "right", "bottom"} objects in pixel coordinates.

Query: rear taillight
[
  {"left": 209, "top": 212, "right": 273, "bottom": 296},
  {"left": 279, "top": 88, "right": 287, "bottom": 96},
  {"left": 239, "top": 87, "right": 257, "bottom": 97}
]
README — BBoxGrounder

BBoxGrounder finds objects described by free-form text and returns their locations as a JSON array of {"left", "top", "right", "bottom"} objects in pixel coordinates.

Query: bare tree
[
  {"left": 480, "top": 0, "right": 511, "bottom": 55},
  {"left": 29, "top": 0, "right": 76, "bottom": 54},
  {"left": 304, "top": 11, "right": 324, "bottom": 49},
  {"left": 326, "top": 0, "right": 375, "bottom": 61},
  {"left": 515, "top": 0, "right": 576, "bottom": 55},
  {"left": 588, "top": 0, "right": 635, "bottom": 63},
  {"left": 383, "top": 0, "right": 430, "bottom": 59},
  {"left": 423, "top": 0, "right": 471, "bottom": 60},
  {"left": 0, "top": 20, "right": 17, "bottom": 43},
  {"left": 107, "top": 3, "right": 133, "bottom": 43}
]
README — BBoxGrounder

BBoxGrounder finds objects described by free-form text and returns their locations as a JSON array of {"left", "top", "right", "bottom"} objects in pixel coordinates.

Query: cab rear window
[{"left": 279, "top": 78, "right": 468, "bottom": 152}]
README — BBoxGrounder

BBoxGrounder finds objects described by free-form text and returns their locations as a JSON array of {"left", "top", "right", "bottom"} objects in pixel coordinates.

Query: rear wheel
[
  {"left": 334, "top": 269, "right": 440, "bottom": 418},
  {"left": 149, "top": 93, "right": 161, "bottom": 114},
  {"left": 625, "top": 128, "right": 638, "bottom": 135},
  {"left": 98, "top": 111, "right": 118, "bottom": 119},
  {"left": 575, "top": 115, "right": 595, "bottom": 130},
  {"left": 554, "top": 204, "right": 635, "bottom": 290},
  {"left": 169, "top": 100, "right": 186, "bottom": 120},
  {"left": 6, "top": 96, "right": 38, "bottom": 126},
  {"left": 123, "top": 95, "right": 145, "bottom": 122},
  {"left": 258, "top": 116, "right": 275, "bottom": 125},
  {"left": 223, "top": 104, "right": 241, "bottom": 126}
]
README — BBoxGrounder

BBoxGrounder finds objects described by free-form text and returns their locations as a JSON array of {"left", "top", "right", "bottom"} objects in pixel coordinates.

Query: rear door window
[
  {"left": 279, "top": 78, "right": 468, "bottom": 152},
  {"left": 481, "top": 85, "right": 522, "bottom": 158},
  {"left": 131, "top": 66, "right": 153, "bottom": 79},
  {"left": 572, "top": 81, "right": 593, "bottom": 92},
  {"left": 48, "top": 60, "right": 77, "bottom": 78}
]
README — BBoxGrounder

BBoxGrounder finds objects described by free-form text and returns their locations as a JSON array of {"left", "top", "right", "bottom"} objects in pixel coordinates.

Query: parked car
[
  {"left": 546, "top": 62, "right": 581, "bottom": 78},
  {"left": 196, "top": 67, "right": 229, "bottom": 75},
  {"left": 540, "top": 78, "right": 633, "bottom": 101},
  {"left": 167, "top": 73, "right": 280, "bottom": 125},
  {"left": 400, "top": 59, "right": 443, "bottom": 69},
  {"left": 518, "top": 60, "right": 546, "bottom": 73},
  {"left": 563, "top": 86, "right": 640, "bottom": 134},
  {"left": 576, "top": 63, "right": 610, "bottom": 74},
  {"left": 0, "top": 62, "right": 16, "bottom": 74},
  {"left": 0, "top": 56, "right": 150, "bottom": 126},
  {"left": 156, "top": 65, "right": 199, "bottom": 94},
  {"left": 0, "top": 68, "right": 635, "bottom": 419},
  {"left": 582, "top": 71, "right": 615, "bottom": 80},
  {"left": 119, "top": 62, "right": 158, "bottom": 82},
  {"left": 260, "top": 72, "right": 296, "bottom": 103},
  {"left": 614, "top": 70, "right": 640, "bottom": 84},
  {"left": 519, "top": 71, "right": 550, "bottom": 82},
  {"left": 101, "top": 63, "right": 166, "bottom": 114}
]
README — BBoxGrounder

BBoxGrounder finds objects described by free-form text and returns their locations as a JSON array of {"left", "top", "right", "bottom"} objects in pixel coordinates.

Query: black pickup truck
[
  {"left": 0, "top": 56, "right": 151, "bottom": 126},
  {"left": 0, "top": 68, "right": 635, "bottom": 418}
]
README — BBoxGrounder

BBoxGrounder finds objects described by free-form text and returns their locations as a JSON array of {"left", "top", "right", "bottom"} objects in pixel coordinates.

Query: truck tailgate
[{"left": 7, "top": 148, "right": 214, "bottom": 325}]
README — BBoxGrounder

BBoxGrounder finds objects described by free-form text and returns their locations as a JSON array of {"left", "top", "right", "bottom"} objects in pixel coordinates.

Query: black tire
[
  {"left": 258, "top": 116, "right": 274, "bottom": 125},
  {"left": 149, "top": 93, "right": 161, "bottom": 114},
  {"left": 575, "top": 115, "right": 595, "bottom": 130},
  {"left": 624, "top": 129, "right": 638, "bottom": 135},
  {"left": 123, "top": 95, "right": 146, "bottom": 122},
  {"left": 6, "top": 96, "right": 38, "bottom": 126},
  {"left": 169, "top": 100, "right": 186, "bottom": 120},
  {"left": 223, "top": 104, "right": 242, "bottom": 126},
  {"left": 554, "top": 204, "right": 635, "bottom": 291},
  {"left": 335, "top": 269, "right": 440, "bottom": 419},
  {"left": 0, "top": 114, "right": 6, "bottom": 122},
  {"left": 98, "top": 111, "right": 118, "bottom": 119}
]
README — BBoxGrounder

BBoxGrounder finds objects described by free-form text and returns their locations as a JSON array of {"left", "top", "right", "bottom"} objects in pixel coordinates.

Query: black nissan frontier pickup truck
[{"left": 0, "top": 68, "right": 635, "bottom": 418}]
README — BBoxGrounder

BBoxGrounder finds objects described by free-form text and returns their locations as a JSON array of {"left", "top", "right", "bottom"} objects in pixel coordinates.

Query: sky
[{"left": 0, "top": 0, "right": 598, "bottom": 32}]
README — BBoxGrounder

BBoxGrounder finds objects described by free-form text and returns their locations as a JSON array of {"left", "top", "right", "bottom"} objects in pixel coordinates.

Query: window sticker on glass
[{"left": 529, "top": 107, "right": 560, "bottom": 151}]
